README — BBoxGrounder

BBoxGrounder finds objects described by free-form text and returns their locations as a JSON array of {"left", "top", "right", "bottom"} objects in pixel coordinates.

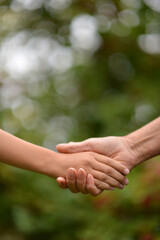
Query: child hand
[
  {"left": 55, "top": 151, "right": 129, "bottom": 193},
  {"left": 57, "top": 168, "right": 102, "bottom": 196}
]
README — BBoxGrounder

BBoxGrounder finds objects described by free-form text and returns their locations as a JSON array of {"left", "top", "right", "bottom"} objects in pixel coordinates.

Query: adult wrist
[
  {"left": 124, "top": 118, "right": 160, "bottom": 166},
  {"left": 122, "top": 134, "right": 145, "bottom": 168},
  {"left": 123, "top": 133, "right": 149, "bottom": 167}
]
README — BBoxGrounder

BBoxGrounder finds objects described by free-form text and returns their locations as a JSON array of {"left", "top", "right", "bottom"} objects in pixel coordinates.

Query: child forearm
[{"left": 0, "top": 129, "right": 59, "bottom": 177}]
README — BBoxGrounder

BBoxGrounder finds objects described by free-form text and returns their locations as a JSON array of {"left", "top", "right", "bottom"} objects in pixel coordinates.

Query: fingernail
[
  {"left": 110, "top": 187, "right": 114, "bottom": 191},
  {"left": 124, "top": 179, "right": 129, "bottom": 185},
  {"left": 119, "top": 184, "right": 124, "bottom": 189},
  {"left": 124, "top": 168, "right": 130, "bottom": 175}
]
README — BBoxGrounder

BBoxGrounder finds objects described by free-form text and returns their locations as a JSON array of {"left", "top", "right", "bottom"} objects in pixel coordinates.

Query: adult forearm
[
  {"left": 0, "top": 129, "right": 59, "bottom": 177},
  {"left": 125, "top": 117, "right": 160, "bottom": 166}
]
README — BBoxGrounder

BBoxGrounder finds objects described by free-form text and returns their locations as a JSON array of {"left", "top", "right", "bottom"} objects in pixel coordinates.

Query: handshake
[
  {"left": 0, "top": 117, "right": 159, "bottom": 196},
  {"left": 56, "top": 117, "right": 160, "bottom": 196},
  {"left": 55, "top": 136, "right": 135, "bottom": 196}
]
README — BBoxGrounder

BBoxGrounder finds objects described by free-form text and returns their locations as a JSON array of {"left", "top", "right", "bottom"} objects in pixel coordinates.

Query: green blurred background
[{"left": 0, "top": 0, "right": 160, "bottom": 239}]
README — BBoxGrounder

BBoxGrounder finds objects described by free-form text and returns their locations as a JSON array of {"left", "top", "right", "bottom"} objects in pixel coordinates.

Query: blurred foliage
[{"left": 0, "top": 0, "right": 160, "bottom": 239}]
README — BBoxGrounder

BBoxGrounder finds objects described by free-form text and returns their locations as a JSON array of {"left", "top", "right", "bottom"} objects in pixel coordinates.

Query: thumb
[
  {"left": 56, "top": 140, "right": 91, "bottom": 153},
  {"left": 57, "top": 177, "right": 68, "bottom": 189}
]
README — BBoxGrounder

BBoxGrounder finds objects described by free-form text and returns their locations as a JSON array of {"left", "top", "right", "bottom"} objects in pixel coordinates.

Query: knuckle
[
  {"left": 106, "top": 168, "right": 113, "bottom": 176},
  {"left": 85, "top": 139, "right": 96, "bottom": 151},
  {"left": 100, "top": 173, "right": 107, "bottom": 182},
  {"left": 96, "top": 181, "right": 102, "bottom": 189},
  {"left": 69, "top": 145, "right": 76, "bottom": 151},
  {"left": 96, "top": 181, "right": 110, "bottom": 191},
  {"left": 89, "top": 141, "right": 95, "bottom": 149},
  {"left": 106, "top": 159, "right": 111, "bottom": 165},
  {"left": 83, "top": 140, "right": 92, "bottom": 151},
  {"left": 102, "top": 185, "right": 110, "bottom": 191},
  {"left": 85, "top": 138, "right": 93, "bottom": 144}
]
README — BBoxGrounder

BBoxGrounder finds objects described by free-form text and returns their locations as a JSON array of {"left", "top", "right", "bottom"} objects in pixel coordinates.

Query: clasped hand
[{"left": 56, "top": 136, "right": 137, "bottom": 196}]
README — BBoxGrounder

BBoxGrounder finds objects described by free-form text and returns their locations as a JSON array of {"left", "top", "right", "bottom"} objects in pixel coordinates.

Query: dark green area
[{"left": 0, "top": 1, "right": 160, "bottom": 239}]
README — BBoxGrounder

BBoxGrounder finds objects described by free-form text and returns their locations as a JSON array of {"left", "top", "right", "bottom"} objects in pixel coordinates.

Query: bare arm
[
  {"left": 125, "top": 117, "right": 160, "bottom": 166},
  {"left": 0, "top": 129, "right": 59, "bottom": 177}
]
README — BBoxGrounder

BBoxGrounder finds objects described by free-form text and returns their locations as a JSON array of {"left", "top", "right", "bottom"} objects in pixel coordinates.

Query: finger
[
  {"left": 86, "top": 174, "right": 102, "bottom": 196},
  {"left": 95, "top": 154, "right": 130, "bottom": 176},
  {"left": 76, "top": 168, "right": 88, "bottom": 194},
  {"left": 56, "top": 140, "right": 91, "bottom": 153},
  {"left": 66, "top": 168, "right": 79, "bottom": 193},
  {"left": 94, "top": 179, "right": 114, "bottom": 191},
  {"left": 56, "top": 177, "right": 68, "bottom": 189},
  {"left": 92, "top": 169, "right": 125, "bottom": 189},
  {"left": 92, "top": 160, "right": 129, "bottom": 186}
]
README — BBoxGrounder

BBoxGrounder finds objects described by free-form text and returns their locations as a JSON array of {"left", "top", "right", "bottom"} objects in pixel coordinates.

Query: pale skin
[
  {"left": 0, "top": 129, "right": 129, "bottom": 191},
  {"left": 57, "top": 117, "right": 160, "bottom": 196}
]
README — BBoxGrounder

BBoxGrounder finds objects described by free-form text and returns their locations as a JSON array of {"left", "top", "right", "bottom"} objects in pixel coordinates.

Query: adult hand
[{"left": 57, "top": 136, "right": 138, "bottom": 170}]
